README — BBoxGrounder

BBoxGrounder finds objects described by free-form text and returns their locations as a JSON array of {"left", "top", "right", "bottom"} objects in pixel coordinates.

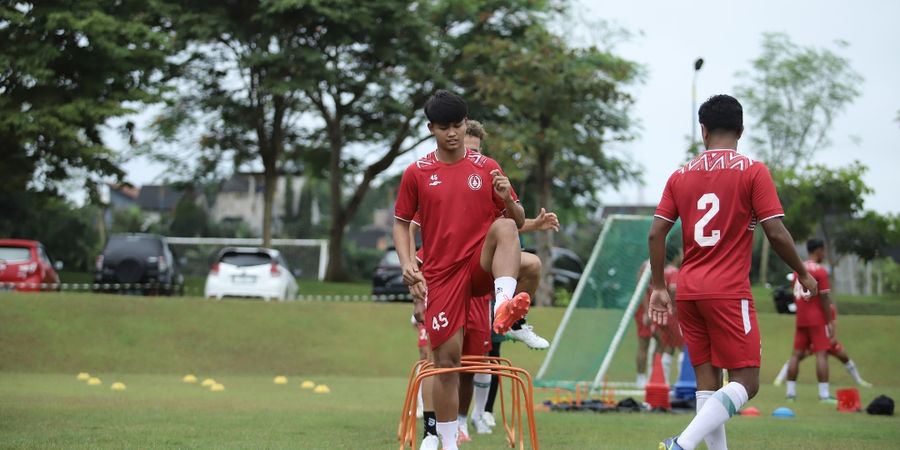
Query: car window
[
  {"left": 106, "top": 236, "right": 163, "bottom": 256},
  {"left": 0, "top": 246, "right": 31, "bottom": 262},
  {"left": 381, "top": 250, "right": 400, "bottom": 266},
  {"left": 37, "top": 246, "right": 51, "bottom": 264},
  {"left": 220, "top": 252, "right": 272, "bottom": 267},
  {"left": 555, "top": 255, "right": 583, "bottom": 273}
]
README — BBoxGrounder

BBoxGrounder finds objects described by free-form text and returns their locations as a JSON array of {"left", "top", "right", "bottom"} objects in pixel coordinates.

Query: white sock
[
  {"left": 417, "top": 380, "right": 424, "bottom": 411},
  {"left": 775, "top": 361, "right": 789, "bottom": 384},
  {"left": 818, "top": 382, "right": 830, "bottom": 399},
  {"left": 493, "top": 276, "right": 517, "bottom": 313},
  {"left": 696, "top": 390, "right": 727, "bottom": 450},
  {"left": 786, "top": 380, "right": 796, "bottom": 397},
  {"left": 677, "top": 382, "right": 748, "bottom": 450},
  {"left": 846, "top": 360, "right": 863, "bottom": 383},
  {"left": 661, "top": 353, "right": 673, "bottom": 385},
  {"left": 473, "top": 373, "right": 491, "bottom": 418},
  {"left": 457, "top": 414, "right": 468, "bottom": 435},
  {"left": 636, "top": 373, "right": 648, "bottom": 387},
  {"left": 436, "top": 420, "right": 458, "bottom": 450}
]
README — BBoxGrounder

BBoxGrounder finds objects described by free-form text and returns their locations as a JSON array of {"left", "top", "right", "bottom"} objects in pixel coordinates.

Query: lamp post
[{"left": 691, "top": 58, "right": 704, "bottom": 152}]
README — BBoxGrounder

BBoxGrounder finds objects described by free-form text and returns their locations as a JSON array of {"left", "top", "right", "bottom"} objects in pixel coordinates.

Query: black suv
[{"left": 94, "top": 233, "right": 184, "bottom": 295}]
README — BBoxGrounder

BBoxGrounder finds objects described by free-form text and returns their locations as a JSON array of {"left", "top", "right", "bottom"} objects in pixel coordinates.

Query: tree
[
  {"left": 734, "top": 32, "right": 863, "bottom": 283},
  {"left": 299, "top": 0, "right": 564, "bottom": 280},
  {"left": 461, "top": 27, "right": 641, "bottom": 305},
  {"left": 0, "top": 1, "right": 172, "bottom": 196}
]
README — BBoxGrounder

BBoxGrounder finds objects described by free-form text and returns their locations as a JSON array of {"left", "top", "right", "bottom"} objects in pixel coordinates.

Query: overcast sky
[
  {"left": 117, "top": 0, "right": 899, "bottom": 214},
  {"left": 580, "top": 0, "right": 900, "bottom": 213}
]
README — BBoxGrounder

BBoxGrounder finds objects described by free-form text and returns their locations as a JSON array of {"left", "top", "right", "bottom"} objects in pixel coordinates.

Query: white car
[{"left": 204, "top": 247, "right": 298, "bottom": 301}]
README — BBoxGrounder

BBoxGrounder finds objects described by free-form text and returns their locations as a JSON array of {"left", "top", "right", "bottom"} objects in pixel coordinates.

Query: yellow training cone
[
  {"left": 210, "top": 383, "right": 225, "bottom": 392},
  {"left": 201, "top": 378, "right": 216, "bottom": 387},
  {"left": 111, "top": 382, "right": 126, "bottom": 391},
  {"left": 313, "top": 384, "right": 330, "bottom": 394},
  {"left": 182, "top": 374, "right": 198, "bottom": 383},
  {"left": 76, "top": 372, "right": 90, "bottom": 381},
  {"left": 301, "top": 380, "right": 315, "bottom": 389},
  {"left": 274, "top": 376, "right": 288, "bottom": 385},
  {"left": 87, "top": 377, "right": 102, "bottom": 386}
]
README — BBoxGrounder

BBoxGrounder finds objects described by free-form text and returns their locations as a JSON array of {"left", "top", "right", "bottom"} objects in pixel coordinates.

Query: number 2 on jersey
[{"left": 694, "top": 193, "right": 721, "bottom": 247}]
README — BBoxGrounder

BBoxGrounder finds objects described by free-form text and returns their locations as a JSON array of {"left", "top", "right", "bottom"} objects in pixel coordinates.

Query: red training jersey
[
  {"left": 793, "top": 260, "right": 832, "bottom": 327},
  {"left": 655, "top": 149, "right": 784, "bottom": 301},
  {"left": 395, "top": 149, "right": 518, "bottom": 282}
]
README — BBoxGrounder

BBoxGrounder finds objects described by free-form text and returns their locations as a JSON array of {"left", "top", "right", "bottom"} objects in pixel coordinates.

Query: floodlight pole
[{"left": 691, "top": 58, "right": 704, "bottom": 152}]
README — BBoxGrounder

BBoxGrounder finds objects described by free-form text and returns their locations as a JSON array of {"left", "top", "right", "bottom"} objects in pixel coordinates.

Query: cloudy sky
[
  {"left": 579, "top": 0, "right": 900, "bottom": 213},
  {"left": 118, "top": 0, "right": 899, "bottom": 214}
]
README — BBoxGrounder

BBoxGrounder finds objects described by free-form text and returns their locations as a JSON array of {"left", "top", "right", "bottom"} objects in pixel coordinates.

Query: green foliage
[
  {"left": 462, "top": 24, "right": 642, "bottom": 213},
  {"left": 834, "top": 211, "right": 895, "bottom": 262},
  {"left": 109, "top": 206, "right": 147, "bottom": 234},
  {"left": 0, "top": 1, "right": 173, "bottom": 195},
  {"left": 774, "top": 162, "right": 871, "bottom": 243},
  {"left": 0, "top": 192, "right": 99, "bottom": 271},
  {"left": 168, "top": 194, "right": 209, "bottom": 237},
  {"left": 735, "top": 32, "right": 863, "bottom": 170}
]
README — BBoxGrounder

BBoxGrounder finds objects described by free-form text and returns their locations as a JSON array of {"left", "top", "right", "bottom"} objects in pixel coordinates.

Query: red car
[{"left": 0, "top": 239, "right": 62, "bottom": 292}]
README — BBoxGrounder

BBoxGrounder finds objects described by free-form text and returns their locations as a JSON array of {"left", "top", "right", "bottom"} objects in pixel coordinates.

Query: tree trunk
[
  {"left": 534, "top": 147, "right": 554, "bottom": 307},
  {"left": 324, "top": 125, "right": 348, "bottom": 281},
  {"left": 262, "top": 168, "right": 276, "bottom": 247}
]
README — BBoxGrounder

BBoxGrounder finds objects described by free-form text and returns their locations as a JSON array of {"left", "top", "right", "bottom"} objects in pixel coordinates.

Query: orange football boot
[{"left": 492, "top": 292, "right": 531, "bottom": 334}]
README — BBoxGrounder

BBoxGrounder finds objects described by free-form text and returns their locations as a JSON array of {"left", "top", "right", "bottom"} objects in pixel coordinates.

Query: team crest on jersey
[{"left": 468, "top": 174, "right": 483, "bottom": 190}]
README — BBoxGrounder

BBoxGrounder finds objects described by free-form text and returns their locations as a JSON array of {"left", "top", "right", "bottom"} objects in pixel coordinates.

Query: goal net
[
  {"left": 166, "top": 237, "right": 329, "bottom": 281},
  {"left": 536, "top": 214, "right": 680, "bottom": 394}
]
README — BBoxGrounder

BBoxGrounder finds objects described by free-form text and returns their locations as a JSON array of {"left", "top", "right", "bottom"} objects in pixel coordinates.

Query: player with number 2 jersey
[{"left": 650, "top": 95, "right": 816, "bottom": 450}]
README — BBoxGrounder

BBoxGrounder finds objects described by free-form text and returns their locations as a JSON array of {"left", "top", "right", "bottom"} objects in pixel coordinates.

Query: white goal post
[{"left": 166, "top": 237, "right": 329, "bottom": 281}]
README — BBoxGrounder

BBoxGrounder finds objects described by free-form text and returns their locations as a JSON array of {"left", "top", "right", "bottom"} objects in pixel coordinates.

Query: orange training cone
[{"left": 644, "top": 353, "right": 670, "bottom": 410}]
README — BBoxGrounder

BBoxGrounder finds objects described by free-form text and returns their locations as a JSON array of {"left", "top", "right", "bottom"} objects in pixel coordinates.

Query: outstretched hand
[
  {"left": 648, "top": 288, "right": 673, "bottom": 326},
  {"left": 533, "top": 208, "right": 560, "bottom": 232}
]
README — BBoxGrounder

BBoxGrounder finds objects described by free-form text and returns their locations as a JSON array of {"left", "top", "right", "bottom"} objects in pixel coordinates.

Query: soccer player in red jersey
[
  {"left": 394, "top": 90, "right": 531, "bottom": 450},
  {"left": 650, "top": 95, "right": 817, "bottom": 450},
  {"left": 783, "top": 238, "right": 871, "bottom": 400}
]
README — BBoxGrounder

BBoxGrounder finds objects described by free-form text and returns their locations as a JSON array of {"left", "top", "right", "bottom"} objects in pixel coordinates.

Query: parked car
[
  {"left": 95, "top": 233, "right": 184, "bottom": 295},
  {"left": 0, "top": 239, "right": 63, "bottom": 292},
  {"left": 204, "top": 247, "right": 298, "bottom": 301},
  {"left": 372, "top": 247, "right": 412, "bottom": 300},
  {"left": 544, "top": 247, "right": 584, "bottom": 293}
]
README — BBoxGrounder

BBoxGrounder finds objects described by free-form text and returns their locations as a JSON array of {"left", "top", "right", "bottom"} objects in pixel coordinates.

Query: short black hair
[
  {"left": 807, "top": 238, "right": 825, "bottom": 254},
  {"left": 424, "top": 89, "right": 467, "bottom": 124},
  {"left": 698, "top": 94, "right": 743, "bottom": 134}
]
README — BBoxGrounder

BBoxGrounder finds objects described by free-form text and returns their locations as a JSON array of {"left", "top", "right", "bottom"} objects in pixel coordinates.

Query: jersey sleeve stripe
[
  {"left": 394, "top": 215, "right": 412, "bottom": 223},
  {"left": 759, "top": 213, "right": 785, "bottom": 223},
  {"left": 654, "top": 214, "right": 676, "bottom": 223}
]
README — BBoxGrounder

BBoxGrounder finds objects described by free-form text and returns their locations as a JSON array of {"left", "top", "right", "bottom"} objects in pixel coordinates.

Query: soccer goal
[
  {"left": 536, "top": 214, "right": 657, "bottom": 395},
  {"left": 166, "top": 237, "right": 329, "bottom": 281}
]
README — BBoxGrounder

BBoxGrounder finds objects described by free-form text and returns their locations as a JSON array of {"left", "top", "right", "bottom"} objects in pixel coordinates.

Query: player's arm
[
  {"left": 490, "top": 169, "right": 525, "bottom": 228},
  {"left": 820, "top": 292, "right": 836, "bottom": 341},
  {"left": 519, "top": 208, "right": 560, "bottom": 233},
  {"left": 393, "top": 219, "right": 427, "bottom": 306},
  {"left": 647, "top": 217, "right": 674, "bottom": 325},
  {"left": 409, "top": 220, "right": 420, "bottom": 267},
  {"left": 761, "top": 218, "right": 817, "bottom": 296}
]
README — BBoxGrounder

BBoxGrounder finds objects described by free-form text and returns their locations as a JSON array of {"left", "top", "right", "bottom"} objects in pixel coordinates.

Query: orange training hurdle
[{"left": 398, "top": 355, "right": 539, "bottom": 450}]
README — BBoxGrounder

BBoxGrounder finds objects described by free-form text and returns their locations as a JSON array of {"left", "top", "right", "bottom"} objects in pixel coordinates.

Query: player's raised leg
[
  {"left": 479, "top": 217, "right": 530, "bottom": 334},
  {"left": 505, "top": 252, "right": 549, "bottom": 349}
]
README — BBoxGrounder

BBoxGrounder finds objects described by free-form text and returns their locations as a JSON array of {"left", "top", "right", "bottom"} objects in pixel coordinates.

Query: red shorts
[
  {"left": 678, "top": 299, "right": 761, "bottom": 369},
  {"left": 635, "top": 303, "right": 653, "bottom": 338},
  {"left": 425, "top": 244, "right": 493, "bottom": 350},
  {"left": 463, "top": 294, "right": 492, "bottom": 355},
  {"left": 417, "top": 323, "right": 428, "bottom": 348},
  {"left": 794, "top": 325, "right": 831, "bottom": 352}
]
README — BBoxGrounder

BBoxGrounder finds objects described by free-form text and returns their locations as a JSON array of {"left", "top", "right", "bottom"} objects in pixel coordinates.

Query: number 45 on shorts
[{"left": 432, "top": 312, "right": 449, "bottom": 331}]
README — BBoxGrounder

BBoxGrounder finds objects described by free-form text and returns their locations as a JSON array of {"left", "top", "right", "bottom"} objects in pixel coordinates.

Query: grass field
[{"left": 1, "top": 291, "right": 898, "bottom": 449}]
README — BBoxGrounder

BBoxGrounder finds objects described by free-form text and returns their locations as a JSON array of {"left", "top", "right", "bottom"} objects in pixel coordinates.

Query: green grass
[{"left": 1, "top": 291, "right": 897, "bottom": 449}]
